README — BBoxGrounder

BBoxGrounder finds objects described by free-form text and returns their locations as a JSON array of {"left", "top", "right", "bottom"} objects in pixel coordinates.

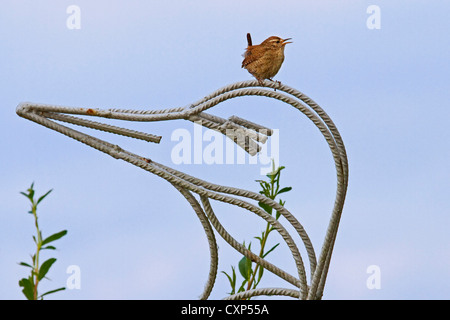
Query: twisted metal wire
[
  {"left": 170, "top": 184, "right": 218, "bottom": 300},
  {"left": 16, "top": 80, "right": 348, "bottom": 300},
  {"left": 224, "top": 287, "right": 301, "bottom": 300}
]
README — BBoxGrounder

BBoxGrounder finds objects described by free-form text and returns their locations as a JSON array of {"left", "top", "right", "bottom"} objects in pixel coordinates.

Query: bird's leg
[
  {"left": 268, "top": 78, "right": 281, "bottom": 85},
  {"left": 267, "top": 78, "right": 281, "bottom": 91}
]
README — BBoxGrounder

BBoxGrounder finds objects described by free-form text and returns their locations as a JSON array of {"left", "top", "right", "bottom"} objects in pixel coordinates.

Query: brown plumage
[{"left": 242, "top": 35, "right": 292, "bottom": 85}]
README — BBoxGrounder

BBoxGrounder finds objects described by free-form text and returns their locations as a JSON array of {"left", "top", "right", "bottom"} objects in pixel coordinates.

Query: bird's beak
[{"left": 282, "top": 38, "right": 292, "bottom": 45}]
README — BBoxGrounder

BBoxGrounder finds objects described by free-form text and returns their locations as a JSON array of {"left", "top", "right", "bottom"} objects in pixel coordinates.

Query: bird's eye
[{"left": 276, "top": 40, "right": 280, "bottom": 43}]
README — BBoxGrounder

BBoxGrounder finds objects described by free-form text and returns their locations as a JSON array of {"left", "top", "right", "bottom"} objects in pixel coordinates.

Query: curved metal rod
[
  {"left": 200, "top": 196, "right": 307, "bottom": 299},
  {"left": 151, "top": 160, "right": 317, "bottom": 279},
  {"left": 224, "top": 287, "right": 301, "bottom": 300},
  {"left": 15, "top": 107, "right": 310, "bottom": 297},
  {"left": 16, "top": 80, "right": 348, "bottom": 300},
  {"left": 182, "top": 83, "right": 348, "bottom": 298},
  {"left": 170, "top": 184, "right": 218, "bottom": 300},
  {"left": 156, "top": 159, "right": 311, "bottom": 298}
]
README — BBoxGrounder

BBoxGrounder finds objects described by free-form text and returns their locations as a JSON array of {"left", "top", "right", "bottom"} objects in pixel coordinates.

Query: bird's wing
[{"left": 241, "top": 46, "right": 256, "bottom": 68}]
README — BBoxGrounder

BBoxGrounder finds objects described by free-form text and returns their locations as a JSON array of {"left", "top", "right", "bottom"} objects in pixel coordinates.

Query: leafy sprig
[
  {"left": 222, "top": 163, "right": 292, "bottom": 297},
  {"left": 18, "top": 183, "right": 67, "bottom": 300}
]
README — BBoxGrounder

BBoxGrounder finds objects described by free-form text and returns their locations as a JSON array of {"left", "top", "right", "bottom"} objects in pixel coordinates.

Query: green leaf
[
  {"left": 237, "top": 279, "right": 248, "bottom": 293},
  {"left": 255, "top": 231, "right": 266, "bottom": 244},
  {"left": 19, "top": 277, "right": 35, "bottom": 300},
  {"left": 42, "top": 230, "right": 67, "bottom": 246},
  {"left": 19, "top": 191, "right": 30, "bottom": 200},
  {"left": 238, "top": 256, "right": 252, "bottom": 281},
  {"left": 38, "top": 258, "right": 57, "bottom": 281},
  {"left": 256, "top": 266, "right": 264, "bottom": 286},
  {"left": 39, "top": 287, "right": 65, "bottom": 299},
  {"left": 42, "top": 245, "right": 56, "bottom": 250},
  {"left": 20, "top": 184, "right": 35, "bottom": 201},
  {"left": 262, "top": 243, "right": 280, "bottom": 258},
  {"left": 258, "top": 201, "right": 273, "bottom": 215},
  {"left": 221, "top": 271, "right": 234, "bottom": 288},
  {"left": 37, "top": 189, "right": 53, "bottom": 205},
  {"left": 266, "top": 166, "right": 285, "bottom": 179},
  {"left": 28, "top": 185, "right": 35, "bottom": 200},
  {"left": 256, "top": 181, "right": 270, "bottom": 195},
  {"left": 275, "top": 210, "right": 281, "bottom": 220},
  {"left": 18, "top": 262, "right": 33, "bottom": 269},
  {"left": 277, "top": 186, "right": 292, "bottom": 195},
  {"left": 221, "top": 267, "right": 236, "bottom": 295},
  {"left": 265, "top": 172, "right": 275, "bottom": 180}
]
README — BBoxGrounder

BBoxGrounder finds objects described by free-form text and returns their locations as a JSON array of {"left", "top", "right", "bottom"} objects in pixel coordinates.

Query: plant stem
[
  {"left": 32, "top": 202, "right": 41, "bottom": 300},
  {"left": 246, "top": 169, "right": 277, "bottom": 291},
  {"left": 246, "top": 221, "right": 272, "bottom": 291}
]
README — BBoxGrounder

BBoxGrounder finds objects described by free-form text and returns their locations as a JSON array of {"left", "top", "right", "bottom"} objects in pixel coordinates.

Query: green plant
[
  {"left": 18, "top": 183, "right": 67, "bottom": 300},
  {"left": 222, "top": 163, "right": 292, "bottom": 297}
]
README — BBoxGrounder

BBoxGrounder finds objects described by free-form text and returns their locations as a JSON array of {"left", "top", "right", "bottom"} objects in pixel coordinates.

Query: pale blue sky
[{"left": 1, "top": 0, "right": 449, "bottom": 299}]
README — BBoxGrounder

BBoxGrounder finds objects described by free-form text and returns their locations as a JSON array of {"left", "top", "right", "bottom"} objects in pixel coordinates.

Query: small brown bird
[{"left": 242, "top": 34, "right": 292, "bottom": 85}]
